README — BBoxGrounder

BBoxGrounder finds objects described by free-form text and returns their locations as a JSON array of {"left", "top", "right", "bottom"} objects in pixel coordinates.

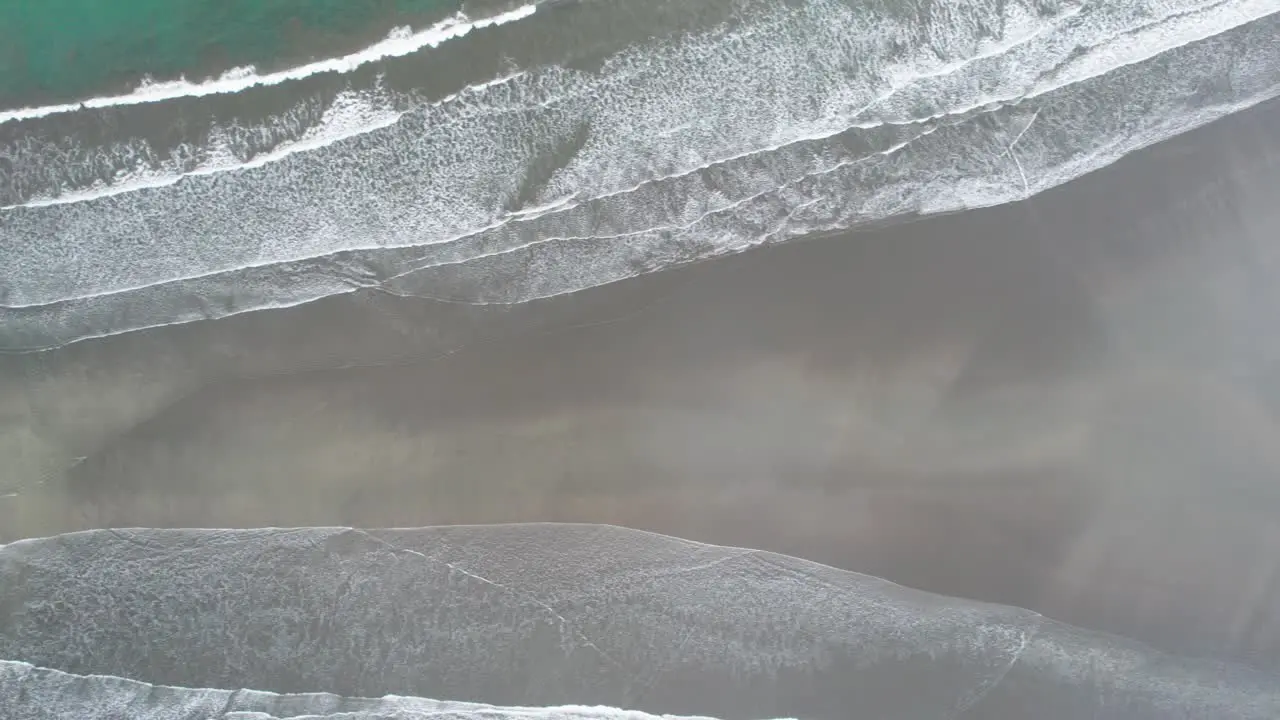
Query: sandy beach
[{"left": 4, "top": 87, "right": 1280, "bottom": 676}]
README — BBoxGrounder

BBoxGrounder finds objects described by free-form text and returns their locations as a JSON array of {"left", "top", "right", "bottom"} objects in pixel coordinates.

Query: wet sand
[{"left": 3, "top": 96, "right": 1280, "bottom": 670}]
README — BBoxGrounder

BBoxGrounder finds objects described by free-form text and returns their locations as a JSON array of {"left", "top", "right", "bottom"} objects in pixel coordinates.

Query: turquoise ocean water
[{"left": 0, "top": 0, "right": 457, "bottom": 108}]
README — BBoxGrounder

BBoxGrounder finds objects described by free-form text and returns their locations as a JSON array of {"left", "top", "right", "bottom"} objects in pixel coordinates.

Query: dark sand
[{"left": 3, "top": 96, "right": 1280, "bottom": 670}]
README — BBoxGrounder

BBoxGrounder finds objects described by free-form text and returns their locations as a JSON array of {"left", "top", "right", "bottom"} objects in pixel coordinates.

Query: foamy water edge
[{"left": 0, "top": 4, "right": 539, "bottom": 124}]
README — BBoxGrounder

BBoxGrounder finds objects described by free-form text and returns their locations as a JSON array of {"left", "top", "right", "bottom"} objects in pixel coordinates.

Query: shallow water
[{"left": 5, "top": 525, "right": 1280, "bottom": 719}]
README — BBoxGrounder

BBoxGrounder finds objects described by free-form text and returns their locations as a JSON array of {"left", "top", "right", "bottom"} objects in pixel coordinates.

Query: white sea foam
[
  {"left": 5, "top": 94, "right": 401, "bottom": 211},
  {"left": 3, "top": 72, "right": 526, "bottom": 211},
  {"left": 3, "top": 525, "right": 1280, "bottom": 719},
  {"left": 2, "top": 0, "right": 1279, "bottom": 350},
  {"left": 5, "top": 0, "right": 1263, "bottom": 213},
  {"left": 2, "top": 661, "right": 753, "bottom": 720},
  {"left": 1, "top": 0, "right": 1267, "bottom": 211},
  {"left": 8, "top": 0, "right": 1269, "bottom": 212},
  {"left": 0, "top": 3, "right": 538, "bottom": 124}
]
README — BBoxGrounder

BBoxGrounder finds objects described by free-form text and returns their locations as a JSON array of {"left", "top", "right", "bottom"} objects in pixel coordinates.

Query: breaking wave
[{"left": 2, "top": 0, "right": 1279, "bottom": 350}]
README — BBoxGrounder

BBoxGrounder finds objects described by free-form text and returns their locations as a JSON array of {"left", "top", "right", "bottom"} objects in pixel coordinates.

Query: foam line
[
  {"left": 0, "top": 4, "right": 538, "bottom": 124},
  {"left": 3, "top": 83, "right": 1277, "bottom": 355},
  {"left": 3, "top": 72, "right": 526, "bottom": 211},
  {"left": 7, "top": 0, "right": 1273, "bottom": 216}
]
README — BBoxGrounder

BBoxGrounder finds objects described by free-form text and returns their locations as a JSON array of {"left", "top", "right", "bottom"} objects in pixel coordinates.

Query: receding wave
[
  {"left": 2, "top": 525, "right": 1279, "bottom": 719},
  {"left": 2, "top": 0, "right": 1279, "bottom": 350}
]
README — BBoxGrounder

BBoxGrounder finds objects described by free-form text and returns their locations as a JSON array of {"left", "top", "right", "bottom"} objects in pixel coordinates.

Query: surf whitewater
[{"left": 2, "top": 0, "right": 1279, "bottom": 351}]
